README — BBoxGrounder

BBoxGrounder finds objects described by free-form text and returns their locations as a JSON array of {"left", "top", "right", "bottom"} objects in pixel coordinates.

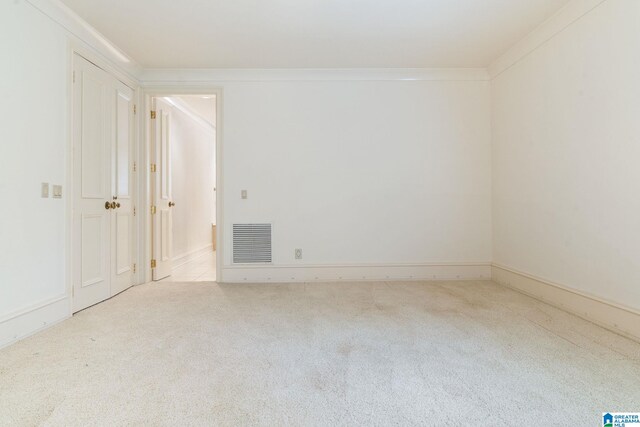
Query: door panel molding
[{"left": 80, "top": 213, "right": 107, "bottom": 288}]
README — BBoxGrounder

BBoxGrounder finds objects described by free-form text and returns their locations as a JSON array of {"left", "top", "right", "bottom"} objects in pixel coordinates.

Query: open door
[{"left": 151, "top": 98, "right": 173, "bottom": 280}]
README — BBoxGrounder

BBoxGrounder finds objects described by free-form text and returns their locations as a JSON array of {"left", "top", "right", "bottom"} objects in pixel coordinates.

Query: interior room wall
[
  {"left": 491, "top": 0, "right": 640, "bottom": 311},
  {"left": 141, "top": 74, "right": 494, "bottom": 281},
  {"left": 0, "top": 0, "right": 140, "bottom": 348},
  {"left": 226, "top": 80, "right": 492, "bottom": 269},
  {"left": 0, "top": 1, "right": 70, "bottom": 345},
  {"left": 159, "top": 98, "right": 216, "bottom": 263}
]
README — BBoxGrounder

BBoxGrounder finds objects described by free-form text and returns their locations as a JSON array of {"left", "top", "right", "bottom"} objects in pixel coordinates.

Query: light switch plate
[
  {"left": 41, "top": 183, "right": 49, "bottom": 198},
  {"left": 52, "top": 185, "right": 63, "bottom": 199},
  {"left": 241, "top": 190, "right": 247, "bottom": 199}
]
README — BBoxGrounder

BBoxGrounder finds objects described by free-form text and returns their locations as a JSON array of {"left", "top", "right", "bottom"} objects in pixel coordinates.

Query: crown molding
[
  {"left": 24, "top": 0, "right": 142, "bottom": 80},
  {"left": 140, "top": 68, "right": 490, "bottom": 85},
  {"left": 24, "top": 0, "right": 607, "bottom": 84},
  {"left": 488, "top": 0, "right": 607, "bottom": 79},
  {"left": 22, "top": 0, "right": 491, "bottom": 83}
]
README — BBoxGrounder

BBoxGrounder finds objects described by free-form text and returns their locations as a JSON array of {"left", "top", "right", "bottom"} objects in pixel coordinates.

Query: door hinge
[
  {"left": 72, "top": 71, "right": 76, "bottom": 83},
  {"left": 133, "top": 104, "right": 137, "bottom": 115},
  {"left": 150, "top": 163, "right": 157, "bottom": 173},
  {"left": 151, "top": 205, "right": 156, "bottom": 215},
  {"left": 151, "top": 259, "right": 157, "bottom": 269},
  {"left": 133, "top": 206, "right": 136, "bottom": 216},
  {"left": 133, "top": 161, "right": 137, "bottom": 172},
  {"left": 133, "top": 263, "right": 137, "bottom": 274},
  {"left": 150, "top": 110, "right": 156, "bottom": 119}
]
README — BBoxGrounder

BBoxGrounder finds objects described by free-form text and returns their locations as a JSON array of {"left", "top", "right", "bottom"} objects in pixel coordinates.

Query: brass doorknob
[
  {"left": 169, "top": 201, "right": 175, "bottom": 207},
  {"left": 116, "top": 202, "right": 121, "bottom": 208},
  {"left": 110, "top": 201, "right": 117, "bottom": 209},
  {"left": 105, "top": 201, "right": 112, "bottom": 210}
]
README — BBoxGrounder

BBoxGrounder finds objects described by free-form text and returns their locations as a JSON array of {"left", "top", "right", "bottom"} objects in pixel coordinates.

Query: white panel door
[
  {"left": 111, "top": 81, "right": 136, "bottom": 295},
  {"left": 152, "top": 99, "right": 173, "bottom": 280},
  {"left": 73, "top": 55, "right": 112, "bottom": 312}
]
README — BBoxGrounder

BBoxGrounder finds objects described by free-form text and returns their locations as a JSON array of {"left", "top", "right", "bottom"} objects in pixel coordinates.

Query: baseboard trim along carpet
[
  {"left": 172, "top": 244, "right": 214, "bottom": 269},
  {"left": 222, "top": 263, "right": 491, "bottom": 283},
  {"left": 0, "top": 295, "right": 71, "bottom": 349},
  {"left": 492, "top": 264, "right": 640, "bottom": 343}
]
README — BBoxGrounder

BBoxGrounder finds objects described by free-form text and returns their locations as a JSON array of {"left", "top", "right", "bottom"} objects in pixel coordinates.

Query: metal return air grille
[{"left": 232, "top": 224, "right": 272, "bottom": 264}]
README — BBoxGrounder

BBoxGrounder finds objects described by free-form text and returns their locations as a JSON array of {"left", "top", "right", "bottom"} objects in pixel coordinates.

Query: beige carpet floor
[{"left": 1, "top": 280, "right": 639, "bottom": 426}]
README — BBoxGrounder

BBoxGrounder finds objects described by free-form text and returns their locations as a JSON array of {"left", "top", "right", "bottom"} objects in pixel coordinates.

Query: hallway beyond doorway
[
  {"left": 160, "top": 251, "right": 216, "bottom": 282},
  {"left": 149, "top": 93, "right": 218, "bottom": 283}
]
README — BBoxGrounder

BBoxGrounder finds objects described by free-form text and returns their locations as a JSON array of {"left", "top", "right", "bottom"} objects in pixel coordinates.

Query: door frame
[
  {"left": 141, "top": 86, "right": 224, "bottom": 283},
  {"left": 67, "top": 42, "right": 143, "bottom": 312}
]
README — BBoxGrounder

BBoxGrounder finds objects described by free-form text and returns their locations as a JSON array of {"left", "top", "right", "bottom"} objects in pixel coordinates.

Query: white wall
[
  {"left": 491, "top": 0, "right": 640, "bottom": 310},
  {"left": 225, "top": 80, "right": 492, "bottom": 264},
  {"left": 161, "top": 99, "right": 216, "bottom": 261},
  {"left": 145, "top": 77, "right": 492, "bottom": 280},
  {"left": 0, "top": 2, "right": 69, "bottom": 325},
  {"left": 0, "top": 0, "right": 139, "bottom": 347}
]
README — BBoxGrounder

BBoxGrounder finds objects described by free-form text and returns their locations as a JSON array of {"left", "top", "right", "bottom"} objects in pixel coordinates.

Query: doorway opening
[{"left": 149, "top": 94, "right": 218, "bottom": 283}]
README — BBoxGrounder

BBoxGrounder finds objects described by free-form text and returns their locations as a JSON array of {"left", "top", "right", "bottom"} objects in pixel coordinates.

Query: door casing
[{"left": 142, "top": 87, "right": 224, "bottom": 283}]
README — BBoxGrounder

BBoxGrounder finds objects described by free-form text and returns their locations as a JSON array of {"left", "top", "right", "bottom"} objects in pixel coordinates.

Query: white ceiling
[{"left": 60, "top": 0, "right": 570, "bottom": 69}]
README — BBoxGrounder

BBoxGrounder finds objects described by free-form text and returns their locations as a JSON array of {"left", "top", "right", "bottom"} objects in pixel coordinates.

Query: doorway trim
[{"left": 141, "top": 86, "right": 224, "bottom": 283}]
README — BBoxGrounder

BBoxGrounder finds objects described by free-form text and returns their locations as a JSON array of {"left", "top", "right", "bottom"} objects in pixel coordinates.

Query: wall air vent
[{"left": 232, "top": 223, "right": 272, "bottom": 264}]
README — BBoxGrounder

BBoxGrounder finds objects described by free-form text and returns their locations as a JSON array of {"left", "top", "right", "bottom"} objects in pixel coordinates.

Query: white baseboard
[
  {"left": 221, "top": 263, "right": 491, "bottom": 283},
  {"left": 492, "top": 264, "right": 640, "bottom": 342},
  {"left": 0, "top": 295, "right": 71, "bottom": 349},
  {"left": 172, "top": 244, "right": 213, "bottom": 269}
]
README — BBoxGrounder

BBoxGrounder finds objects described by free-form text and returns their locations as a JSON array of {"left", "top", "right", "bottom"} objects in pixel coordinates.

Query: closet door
[
  {"left": 72, "top": 54, "right": 113, "bottom": 312},
  {"left": 72, "top": 54, "right": 137, "bottom": 312},
  {"left": 110, "top": 80, "right": 136, "bottom": 295}
]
